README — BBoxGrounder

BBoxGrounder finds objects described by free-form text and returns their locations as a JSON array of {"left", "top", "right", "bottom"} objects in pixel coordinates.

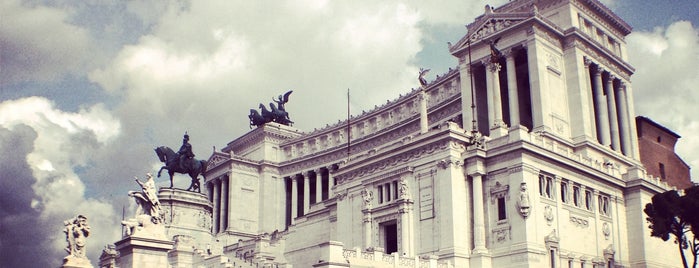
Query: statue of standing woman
[{"left": 63, "top": 215, "right": 93, "bottom": 267}]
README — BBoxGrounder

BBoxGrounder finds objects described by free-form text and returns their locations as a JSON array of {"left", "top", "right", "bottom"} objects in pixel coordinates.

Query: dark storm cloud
[{"left": 0, "top": 125, "right": 58, "bottom": 268}]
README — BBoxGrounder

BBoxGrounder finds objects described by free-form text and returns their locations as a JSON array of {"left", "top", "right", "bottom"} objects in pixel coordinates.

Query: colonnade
[
  {"left": 461, "top": 46, "right": 531, "bottom": 137},
  {"left": 585, "top": 58, "right": 635, "bottom": 157},
  {"left": 206, "top": 175, "right": 230, "bottom": 234},
  {"left": 285, "top": 166, "right": 335, "bottom": 225}
]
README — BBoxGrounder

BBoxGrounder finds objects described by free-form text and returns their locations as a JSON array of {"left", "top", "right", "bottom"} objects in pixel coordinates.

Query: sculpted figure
[
  {"left": 64, "top": 215, "right": 91, "bottom": 260},
  {"left": 178, "top": 133, "right": 195, "bottom": 170},
  {"left": 489, "top": 37, "right": 503, "bottom": 63},
  {"left": 155, "top": 133, "right": 206, "bottom": 192},
  {"left": 419, "top": 68, "right": 430, "bottom": 87},
  {"left": 516, "top": 182, "right": 531, "bottom": 218},
  {"left": 361, "top": 188, "right": 374, "bottom": 208},
  {"left": 399, "top": 179, "right": 410, "bottom": 199},
  {"left": 122, "top": 173, "right": 166, "bottom": 237}
]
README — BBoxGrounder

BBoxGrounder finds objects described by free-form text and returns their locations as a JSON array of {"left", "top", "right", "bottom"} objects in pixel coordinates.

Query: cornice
[
  {"left": 572, "top": 0, "right": 632, "bottom": 36},
  {"left": 334, "top": 136, "right": 462, "bottom": 184},
  {"left": 566, "top": 32, "right": 634, "bottom": 79}
]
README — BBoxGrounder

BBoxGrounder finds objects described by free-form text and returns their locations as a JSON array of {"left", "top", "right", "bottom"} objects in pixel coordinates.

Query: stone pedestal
[
  {"left": 62, "top": 256, "right": 93, "bottom": 268},
  {"left": 158, "top": 188, "right": 213, "bottom": 247},
  {"left": 115, "top": 235, "right": 174, "bottom": 268}
]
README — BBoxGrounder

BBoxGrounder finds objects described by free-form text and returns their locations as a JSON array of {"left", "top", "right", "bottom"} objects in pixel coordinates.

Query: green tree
[{"left": 644, "top": 185, "right": 699, "bottom": 268}]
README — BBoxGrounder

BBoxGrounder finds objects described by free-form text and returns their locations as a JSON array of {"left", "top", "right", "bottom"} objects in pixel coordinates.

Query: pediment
[
  {"left": 449, "top": 12, "right": 532, "bottom": 54},
  {"left": 206, "top": 151, "right": 230, "bottom": 170}
]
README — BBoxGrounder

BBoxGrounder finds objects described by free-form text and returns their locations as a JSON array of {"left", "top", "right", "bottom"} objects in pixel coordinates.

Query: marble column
[
  {"left": 486, "top": 61, "right": 507, "bottom": 136},
  {"left": 303, "top": 172, "right": 310, "bottom": 215},
  {"left": 505, "top": 50, "right": 520, "bottom": 128},
  {"left": 584, "top": 58, "right": 598, "bottom": 141},
  {"left": 472, "top": 173, "right": 487, "bottom": 253},
  {"left": 460, "top": 62, "right": 477, "bottom": 131},
  {"left": 400, "top": 205, "right": 413, "bottom": 256},
  {"left": 291, "top": 176, "right": 298, "bottom": 224},
  {"left": 327, "top": 167, "right": 334, "bottom": 198},
  {"left": 419, "top": 90, "right": 429, "bottom": 134},
  {"left": 315, "top": 169, "right": 323, "bottom": 203},
  {"left": 212, "top": 179, "right": 220, "bottom": 233},
  {"left": 220, "top": 176, "right": 228, "bottom": 232},
  {"left": 227, "top": 174, "right": 235, "bottom": 231},
  {"left": 616, "top": 82, "right": 632, "bottom": 156},
  {"left": 606, "top": 74, "right": 620, "bottom": 151},
  {"left": 363, "top": 211, "right": 372, "bottom": 249},
  {"left": 592, "top": 67, "right": 611, "bottom": 146}
]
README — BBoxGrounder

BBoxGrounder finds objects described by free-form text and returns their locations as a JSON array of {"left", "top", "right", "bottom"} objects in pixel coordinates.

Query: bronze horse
[{"left": 154, "top": 146, "right": 206, "bottom": 192}]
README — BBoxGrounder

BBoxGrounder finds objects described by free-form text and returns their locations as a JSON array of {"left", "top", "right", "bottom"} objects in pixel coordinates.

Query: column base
[
  {"left": 489, "top": 124, "right": 508, "bottom": 138},
  {"left": 469, "top": 250, "right": 492, "bottom": 268}
]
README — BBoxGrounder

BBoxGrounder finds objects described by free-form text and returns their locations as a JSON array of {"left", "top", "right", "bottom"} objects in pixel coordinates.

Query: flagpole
[{"left": 347, "top": 88, "right": 351, "bottom": 162}]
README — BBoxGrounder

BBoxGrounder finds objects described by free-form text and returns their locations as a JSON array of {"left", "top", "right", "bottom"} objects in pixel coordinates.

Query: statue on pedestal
[
  {"left": 419, "top": 68, "right": 430, "bottom": 87},
  {"left": 248, "top": 90, "right": 294, "bottom": 127},
  {"left": 63, "top": 214, "right": 93, "bottom": 267},
  {"left": 121, "top": 173, "right": 166, "bottom": 238},
  {"left": 154, "top": 133, "right": 207, "bottom": 192}
]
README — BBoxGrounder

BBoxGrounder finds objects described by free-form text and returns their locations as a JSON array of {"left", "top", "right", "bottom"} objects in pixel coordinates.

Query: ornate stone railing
[
  {"left": 280, "top": 70, "right": 460, "bottom": 162},
  {"left": 341, "top": 247, "right": 452, "bottom": 268}
]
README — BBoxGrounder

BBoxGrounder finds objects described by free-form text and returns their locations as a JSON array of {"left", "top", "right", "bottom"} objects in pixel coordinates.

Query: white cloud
[
  {"left": 628, "top": 21, "right": 699, "bottom": 180},
  {"left": 0, "top": 97, "right": 122, "bottom": 265},
  {"left": 0, "top": 0, "right": 94, "bottom": 85},
  {"left": 89, "top": 0, "right": 436, "bottom": 143}
]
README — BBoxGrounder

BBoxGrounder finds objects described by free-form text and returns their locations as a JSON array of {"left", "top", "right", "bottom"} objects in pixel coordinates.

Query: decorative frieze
[
  {"left": 570, "top": 215, "right": 589, "bottom": 228},
  {"left": 544, "top": 205, "right": 554, "bottom": 225},
  {"left": 492, "top": 224, "right": 512, "bottom": 244}
]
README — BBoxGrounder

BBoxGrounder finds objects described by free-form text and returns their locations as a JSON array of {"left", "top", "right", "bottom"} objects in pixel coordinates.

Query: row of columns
[
  {"left": 585, "top": 58, "right": 634, "bottom": 156},
  {"left": 287, "top": 166, "right": 335, "bottom": 225},
  {"left": 207, "top": 175, "right": 231, "bottom": 234},
  {"left": 461, "top": 47, "right": 527, "bottom": 137}
]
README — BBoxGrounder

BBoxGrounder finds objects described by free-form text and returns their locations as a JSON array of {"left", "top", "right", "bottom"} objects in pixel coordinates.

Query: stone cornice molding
[
  {"left": 436, "top": 157, "right": 463, "bottom": 170},
  {"left": 335, "top": 138, "right": 452, "bottom": 184},
  {"left": 565, "top": 32, "right": 634, "bottom": 79},
  {"left": 279, "top": 121, "right": 421, "bottom": 174},
  {"left": 361, "top": 166, "right": 414, "bottom": 186},
  {"left": 527, "top": 24, "right": 563, "bottom": 48},
  {"left": 571, "top": 0, "right": 632, "bottom": 37}
]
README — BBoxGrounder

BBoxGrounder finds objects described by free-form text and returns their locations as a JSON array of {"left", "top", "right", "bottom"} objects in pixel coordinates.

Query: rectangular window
[
  {"left": 573, "top": 185, "right": 581, "bottom": 207},
  {"left": 560, "top": 181, "right": 568, "bottom": 203},
  {"left": 599, "top": 195, "right": 610, "bottom": 216},
  {"left": 585, "top": 190, "right": 593, "bottom": 211},
  {"left": 546, "top": 176, "right": 554, "bottom": 199},
  {"left": 550, "top": 249, "right": 556, "bottom": 268},
  {"left": 378, "top": 185, "right": 384, "bottom": 203},
  {"left": 540, "top": 175, "right": 546, "bottom": 196},
  {"left": 540, "top": 174, "right": 554, "bottom": 199},
  {"left": 498, "top": 197, "right": 507, "bottom": 220},
  {"left": 659, "top": 163, "right": 666, "bottom": 179},
  {"left": 385, "top": 183, "right": 391, "bottom": 202},
  {"left": 392, "top": 180, "right": 399, "bottom": 200}
]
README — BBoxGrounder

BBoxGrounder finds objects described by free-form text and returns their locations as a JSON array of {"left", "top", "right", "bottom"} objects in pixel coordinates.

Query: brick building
[{"left": 636, "top": 116, "right": 692, "bottom": 189}]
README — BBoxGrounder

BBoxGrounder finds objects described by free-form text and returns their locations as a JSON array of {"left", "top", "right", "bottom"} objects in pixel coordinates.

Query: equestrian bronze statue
[{"left": 154, "top": 133, "right": 206, "bottom": 192}]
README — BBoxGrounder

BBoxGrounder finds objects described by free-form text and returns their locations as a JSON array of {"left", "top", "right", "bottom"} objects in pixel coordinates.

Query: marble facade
[{"left": 102, "top": 1, "right": 685, "bottom": 267}]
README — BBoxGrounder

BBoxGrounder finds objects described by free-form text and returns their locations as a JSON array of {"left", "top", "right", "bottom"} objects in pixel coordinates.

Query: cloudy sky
[{"left": 1, "top": 0, "right": 697, "bottom": 266}]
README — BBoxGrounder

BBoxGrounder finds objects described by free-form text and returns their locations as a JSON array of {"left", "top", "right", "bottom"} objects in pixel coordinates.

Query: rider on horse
[{"left": 178, "top": 133, "right": 195, "bottom": 170}]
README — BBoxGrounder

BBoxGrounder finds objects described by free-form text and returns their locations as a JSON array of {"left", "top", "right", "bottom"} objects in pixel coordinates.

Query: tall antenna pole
[{"left": 347, "top": 88, "right": 351, "bottom": 161}]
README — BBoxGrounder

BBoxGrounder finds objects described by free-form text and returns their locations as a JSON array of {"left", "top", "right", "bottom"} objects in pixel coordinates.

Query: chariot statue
[{"left": 249, "top": 90, "right": 293, "bottom": 127}]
